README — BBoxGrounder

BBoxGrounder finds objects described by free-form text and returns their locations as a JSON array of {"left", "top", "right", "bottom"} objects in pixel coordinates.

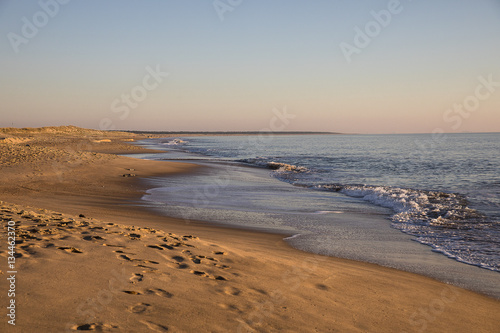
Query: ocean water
[{"left": 133, "top": 133, "right": 500, "bottom": 296}]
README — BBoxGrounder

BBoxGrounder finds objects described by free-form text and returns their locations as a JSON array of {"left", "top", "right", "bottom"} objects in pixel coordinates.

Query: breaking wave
[
  {"left": 319, "top": 184, "right": 483, "bottom": 226},
  {"left": 238, "top": 158, "right": 309, "bottom": 173},
  {"left": 266, "top": 162, "right": 308, "bottom": 173},
  {"left": 317, "top": 183, "right": 500, "bottom": 271},
  {"left": 160, "top": 138, "right": 188, "bottom": 146}
]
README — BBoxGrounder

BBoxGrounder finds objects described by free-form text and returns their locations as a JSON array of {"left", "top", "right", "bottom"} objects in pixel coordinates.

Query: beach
[{"left": 0, "top": 127, "right": 499, "bottom": 332}]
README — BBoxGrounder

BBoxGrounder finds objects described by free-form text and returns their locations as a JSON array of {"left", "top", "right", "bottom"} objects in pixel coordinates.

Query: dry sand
[{"left": 0, "top": 126, "right": 498, "bottom": 332}]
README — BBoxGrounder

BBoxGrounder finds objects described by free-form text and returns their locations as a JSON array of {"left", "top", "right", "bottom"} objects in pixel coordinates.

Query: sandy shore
[{"left": 0, "top": 126, "right": 499, "bottom": 332}]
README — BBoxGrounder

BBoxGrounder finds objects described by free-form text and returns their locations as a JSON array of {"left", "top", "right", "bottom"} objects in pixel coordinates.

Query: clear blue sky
[{"left": 1, "top": 0, "right": 499, "bottom": 133}]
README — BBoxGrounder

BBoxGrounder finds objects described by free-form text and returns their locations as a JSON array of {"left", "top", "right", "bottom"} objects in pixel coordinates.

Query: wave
[
  {"left": 237, "top": 158, "right": 309, "bottom": 173},
  {"left": 317, "top": 183, "right": 499, "bottom": 271},
  {"left": 318, "top": 184, "right": 484, "bottom": 227},
  {"left": 146, "top": 135, "right": 500, "bottom": 272},
  {"left": 160, "top": 138, "right": 188, "bottom": 146},
  {"left": 266, "top": 162, "right": 308, "bottom": 173}
]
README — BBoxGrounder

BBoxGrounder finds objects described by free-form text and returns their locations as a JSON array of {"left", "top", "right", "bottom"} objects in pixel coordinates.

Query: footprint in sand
[
  {"left": 190, "top": 258, "right": 201, "bottom": 264},
  {"left": 117, "top": 254, "right": 159, "bottom": 265},
  {"left": 224, "top": 286, "right": 241, "bottom": 296},
  {"left": 128, "top": 233, "right": 141, "bottom": 240},
  {"left": 193, "top": 255, "right": 217, "bottom": 262},
  {"left": 38, "top": 229, "right": 58, "bottom": 235},
  {"left": 114, "top": 250, "right": 137, "bottom": 255},
  {"left": 72, "top": 323, "right": 98, "bottom": 331},
  {"left": 118, "top": 254, "right": 133, "bottom": 261},
  {"left": 190, "top": 270, "right": 227, "bottom": 281},
  {"left": 140, "top": 321, "right": 169, "bottom": 332},
  {"left": 72, "top": 323, "right": 96, "bottom": 331},
  {"left": 147, "top": 245, "right": 164, "bottom": 250},
  {"left": 57, "top": 221, "right": 74, "bottom": 228},
  {"left": 83, "top": 235, "right": 104, "bottom": 241},
  {"left": 167, "top": 262, "right": 190, "bottom": 270},
  {"left": 135, "top": 264, "right": 159, "bottom": 271},
  {"left": 144, "top": 288, "right": 173, "bottom": 298},
  {"left": 123, "top": 288, "right": 173, "bottom": 298},
  {"left": 190, "top": 270, "right": 208, "bottom": 277},
  {"left": 71, "top": 323, "right": 118, "bottom": 331},
  {"left": 217, "top": 303, "right": 242, "bottom": 313},
  {"left": 128, "top": 302, "right": 151, "bottom": 314},
  {"left": 103, "top": 244, "right": 126, "bottom": 248},
  {"left": 315, "top": 283, "right": 329, "bottom": 291},
  {"left": 213, "top": 275, "right": 227, "bottom": 281},
  {"left": 182, "top": 235, "right": 198, "bottom": 240},
  {"left": 88, "top": 225, "right": 103, "bottom": 229},
  {"left": 171, "top": 256, "right": 185, "bottom": 262},
  {"left": 130, "top": 273, "right": 144, "bottom": 284},
  {"left": 58, "top": 246, "right": 83, "bottom": 254}
]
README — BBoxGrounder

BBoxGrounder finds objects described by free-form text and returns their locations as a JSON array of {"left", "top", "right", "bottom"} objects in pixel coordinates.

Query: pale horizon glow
[{"left": 1, "top": 0, "right": 499, "bottom": 134}]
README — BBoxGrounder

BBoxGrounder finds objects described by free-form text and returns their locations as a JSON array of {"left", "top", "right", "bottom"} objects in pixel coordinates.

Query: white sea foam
[
  {"left": 317, "top": 183, "right": 499, "bottom": 271},
  {"left": 161, "top": 138, "right": 187, "bottom": 146},
  {"left": 312, "top": 210, "right": 344, "bottom": 214},
  {"left": 267, "top": 162, "right": 308, "bottom": 173},
  {"left": 283, "top": 233, "right": 302, "bottom": 240},
  {"left": 319, "top": 184, "right": 482, "bottom": 226}
]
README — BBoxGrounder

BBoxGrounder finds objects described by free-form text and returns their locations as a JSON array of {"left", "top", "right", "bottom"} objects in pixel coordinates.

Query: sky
[{"left": 1, "top": 0, "right": 499, "bottom": 134}]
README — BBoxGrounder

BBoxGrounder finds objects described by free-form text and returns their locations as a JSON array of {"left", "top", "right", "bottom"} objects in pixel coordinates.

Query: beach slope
[{"left": 0, "top": 127, "right": 498, "bottom": 332}]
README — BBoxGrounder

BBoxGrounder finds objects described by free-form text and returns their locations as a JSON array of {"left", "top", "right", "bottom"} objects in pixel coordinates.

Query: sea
[{"left": 130, "top": 133, "right": 500, "bottom": 298}]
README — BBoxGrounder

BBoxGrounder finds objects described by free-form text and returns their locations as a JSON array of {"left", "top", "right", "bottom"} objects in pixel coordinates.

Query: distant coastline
[{"left": 117, "top": 130, "right": 341, "bottom": 136}]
